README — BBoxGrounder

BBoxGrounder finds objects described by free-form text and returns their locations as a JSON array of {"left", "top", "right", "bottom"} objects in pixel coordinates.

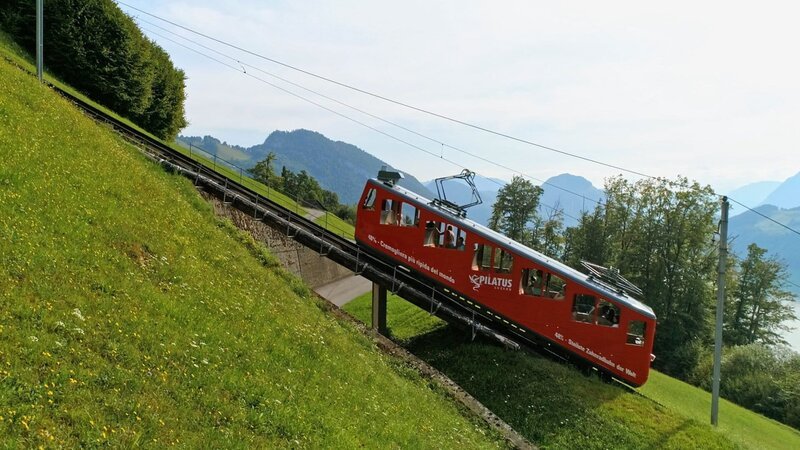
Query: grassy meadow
[
  {"left": 344, "top": 293, "right": 800, "bottom": 449},
  {"left": 0, "top": 42, "right": 505, "bottom": 447}
]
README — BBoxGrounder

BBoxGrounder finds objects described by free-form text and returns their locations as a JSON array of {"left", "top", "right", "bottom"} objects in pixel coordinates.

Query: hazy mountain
[
  {"left": 729, "top": 204, "right": 800, "bottom": 296},
  {"left": 762, "top": 171, "right": 800, "bottom": 209},
  {"left": 539, "top": 173, "right": 604, "bottom": 228},
  {"left": 180, "top": 130, "right": 434, "bottom": 205},
  {"left": 727, "top": 180, "right": 782, "bottom": 216}
]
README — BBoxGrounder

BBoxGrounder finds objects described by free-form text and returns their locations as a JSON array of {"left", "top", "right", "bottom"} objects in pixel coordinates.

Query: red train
[{"left": 355, "top": 173, "right": 657, "bottom": 386}]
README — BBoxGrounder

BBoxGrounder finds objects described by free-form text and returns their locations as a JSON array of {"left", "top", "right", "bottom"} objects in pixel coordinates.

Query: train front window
[
  {"left": 362, "top": 188, "right": 377, "bottom": 210},
  {"left": 472, "top": 244, "right": 493, "bottom": 271},
  {"left": 571, "top": 294, "right": 597, "bottom": 323},
  {"left": 596, "top": 300, "right": 620, "bottom": 327},
  {"left": 627, "top": 321, "right": 646, "bottom": 346}
]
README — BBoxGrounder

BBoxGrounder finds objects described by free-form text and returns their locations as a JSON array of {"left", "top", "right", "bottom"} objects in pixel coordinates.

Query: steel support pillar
[{"left": 371, "top": 282, "right": 387, "bottom": 335}]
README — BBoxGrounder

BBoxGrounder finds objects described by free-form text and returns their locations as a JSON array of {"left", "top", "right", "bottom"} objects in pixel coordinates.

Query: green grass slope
[
  {"left": 0, "top": 32, "right": 355, "bottom": 242},
  {"left": 345, "top": 293, "right": 800, "bottom": 449},
  {"left": 0, "top": 51, "right": 505, "bottom": 447}
]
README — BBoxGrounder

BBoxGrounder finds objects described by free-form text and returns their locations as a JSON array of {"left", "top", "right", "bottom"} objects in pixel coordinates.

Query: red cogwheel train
[{"left": 355, "top": 171, "right": 657, "bottom": 386}]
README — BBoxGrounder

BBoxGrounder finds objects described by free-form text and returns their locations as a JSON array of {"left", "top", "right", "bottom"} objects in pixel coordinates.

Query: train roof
[{"left": 369, "top": 178, "right": 657, "bottom": 320}]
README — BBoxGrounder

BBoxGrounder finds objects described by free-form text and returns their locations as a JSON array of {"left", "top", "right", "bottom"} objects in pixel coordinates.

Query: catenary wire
[
  {"left": 141, "top": 27, "right": 729, "bottom": 283},
  {"left": 119, "top": 1, "right": 655, "bottom": 180},
  {"left": 727, "top": 197, "right": 800, "bottom": 238},
  {"left": 126, "top": 4, "right": 800, "bottom": 241},
  {"left": 133, "top": 16, "right": 605, "bottom": 211},
  {"left": 140, "top": 27, "right": 583, "bottom": 224}
]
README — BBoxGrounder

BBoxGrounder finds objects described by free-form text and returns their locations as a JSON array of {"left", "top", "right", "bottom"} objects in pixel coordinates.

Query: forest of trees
[
  {"left": 0, "top": 0, "right": 187, "bottom": 139},
  {"left": 248, "top": 152, "right": 356, "bottom": 223},
  {"left": 489, "top": 175, "right": 800, "bottom": 428}
]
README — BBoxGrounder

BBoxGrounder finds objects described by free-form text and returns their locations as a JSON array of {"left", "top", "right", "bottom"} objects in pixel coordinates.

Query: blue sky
[{"left": 119, "top": 1, "right": 800, "bottom": 192}]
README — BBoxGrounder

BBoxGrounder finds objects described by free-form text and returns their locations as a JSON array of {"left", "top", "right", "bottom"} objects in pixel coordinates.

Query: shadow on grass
[{"left": 402, "top": 325, "right": 694, "bottom": 449}]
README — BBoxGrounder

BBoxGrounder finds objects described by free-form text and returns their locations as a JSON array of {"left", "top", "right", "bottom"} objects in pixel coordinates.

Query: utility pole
[
  {"left": 36, "top": 0, "right": 44, "bottom": 82},
  {"left": 711, "top": 196, "right": 729, "bottom": 426}
]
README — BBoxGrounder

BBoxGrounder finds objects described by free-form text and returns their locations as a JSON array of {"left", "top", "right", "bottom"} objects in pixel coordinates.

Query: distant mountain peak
[
  {"left": 761, "top": 170, "right": 800, "bottom": 209},
  {"left": 539, "top": 174, "right": 604, "bottom": 226}
]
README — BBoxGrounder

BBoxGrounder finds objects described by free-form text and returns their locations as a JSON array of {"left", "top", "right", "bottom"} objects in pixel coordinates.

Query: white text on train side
[
  {"left": 554, "top": 332, "right": 637, "bottom": 379},
  {"left": 468, "top": 274, "right": 513, "bottom": 292},
  {"left": 370, "top": 235, "right": 455, "bottom": 284}
]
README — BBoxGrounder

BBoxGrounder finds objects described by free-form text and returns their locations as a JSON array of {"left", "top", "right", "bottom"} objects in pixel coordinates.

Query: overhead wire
[
  {"left": 139, "top": 26, "right": 726, "bottom": 280},
  {"left": 119, "top": 1, "right": 654, "bottom": 180},
  {"left": 727, "top": 197, "right": 800, "bottom": 238},
  {"left": 137, "top": 23, "right": 585, "bottom": 224},
  {"left": 124, "top": 3, "right": 800, "bottom": 242},
  {"left": 134, "top": 15, "right": 605, "bottom": 213}
]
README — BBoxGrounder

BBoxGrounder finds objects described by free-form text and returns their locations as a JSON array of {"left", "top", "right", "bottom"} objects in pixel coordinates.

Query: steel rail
[{"left": 52, "top": 86, "right": 526, "bottom": 352}]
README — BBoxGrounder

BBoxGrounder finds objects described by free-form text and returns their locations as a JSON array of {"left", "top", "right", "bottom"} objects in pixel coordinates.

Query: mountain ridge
[{"left": 179, "top": 130, "right": 434, "bottom": 204}]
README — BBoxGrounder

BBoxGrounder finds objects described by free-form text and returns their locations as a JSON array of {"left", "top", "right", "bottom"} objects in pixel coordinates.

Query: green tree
[
  {"left": 533, "top": 204, "right": 565, "bottom": 258},
  {"left": 562, "top": 208, "right": 607, "bottom": 268},
  {"left": 0, "top": 0, "right": 187, "bottom": 140},
  {"left": 248, "top": 152, "right": 281, "bottom": 188},
  {"left": 488, "top": 176, "right": 543, "bottom": 243},
  {"left": 726, "top": 244, "right": 797, "bottom": 346},
  {"left": 562, "top": 176, "right": 720, "bottom": 377}
]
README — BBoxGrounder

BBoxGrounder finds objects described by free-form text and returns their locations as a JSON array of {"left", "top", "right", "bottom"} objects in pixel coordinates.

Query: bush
[{"left": 690, "top": 343, "right": 800, "bottom": 429}]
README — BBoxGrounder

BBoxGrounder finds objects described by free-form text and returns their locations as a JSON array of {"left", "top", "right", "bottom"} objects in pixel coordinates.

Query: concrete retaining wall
[{"left": 203, "top": 194, "right": 353, "bottom": 288}]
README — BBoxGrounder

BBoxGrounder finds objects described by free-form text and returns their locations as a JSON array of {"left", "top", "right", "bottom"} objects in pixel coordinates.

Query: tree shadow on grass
[{"left": 403, "top": 325, "right": 705, "bottom": 449}]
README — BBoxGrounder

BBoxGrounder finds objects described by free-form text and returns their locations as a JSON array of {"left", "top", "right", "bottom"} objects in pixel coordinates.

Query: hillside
[
  {"left": 727, "top": 180, "right": 782, "bottom": 215},
  {"left": 345, "top": 293, "right": 800, "bottom": 449},
  {"left": 762, "top": 170, "right": 800, "bottom": 209},
  {"left": 0, "top": 41, "right": 505, "bottom": 447},
  {"left": 180, "top": 130, "right": 434, "bottom": 204},
  {"left": 729, "top": 205, "right": 800, "bottom": 295}
]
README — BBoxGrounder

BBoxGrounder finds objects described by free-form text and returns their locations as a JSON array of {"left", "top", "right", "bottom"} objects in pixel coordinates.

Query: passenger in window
[
  {"left": 424, "top": 222, "right": 437, "bottom": 246},
  {"left": 527, "top": 272, "right": 541, "bottom": 296},
  {"left": 456, "top": 236, "right": 465, "bottom": 251},
  {"left": 444, "top": 225, "right": 456, "bottom": 248}
]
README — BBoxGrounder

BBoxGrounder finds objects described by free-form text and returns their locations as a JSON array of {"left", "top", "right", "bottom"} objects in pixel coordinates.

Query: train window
[
  {"left": 380, "top": 199, "right": 395, "bottom": 225},
  {"left": 472, "top": 243, "right": 493, "bottom": 271},
  {"left": 424, "top": 221, "right": 451, "bottom": 247},
  {"left": 380, "top": 199, "right": 403, "bottom": 225},
  {"left": 400, "top": 203, "right": 419, "bottom": 227},
  {"left": 362, "top": 188, "right": 377, "bottom": 210},
  {"left": 627, "top": 321, "right": 646, "bottom": 346},
  {"left": 596, "top": 300, "right": 620, "bottom": 327},
  {"left": 442, "top": 224, "right": 457, "bottom": 248},
  {"left": 455, "top": 229, "right": 467, "bottom": 251},
  {"left": 544, "top": 273, "right": 566, "bottom": 299},
  {"left": 492, "top": 248, "right": 513, "bottom": 273},
  {"left": 572, "top": 294, "right": 597, "bottom": 323},
  {"left": 520, "top": 268, "right": 544, "bottom": 296}
]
